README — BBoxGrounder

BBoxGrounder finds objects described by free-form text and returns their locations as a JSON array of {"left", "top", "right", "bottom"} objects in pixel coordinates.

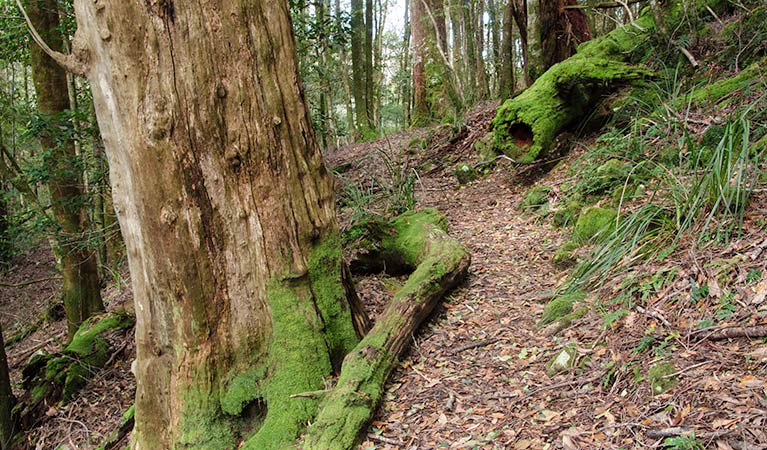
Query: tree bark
[
  {"left": 74, "top": 1, "right": 366, "bottom": 448},
  {"left": 0, "top": 325, "right": 15, "bottom": 450},
  {"left": 499, "top": 0, "right": 515, "bottom": 98},
  {"left": 351, "top": 0, "right": 370, "bottom": 135},
  {"left": 475, "top": 0, "right": 489, "bottom": 99},
  {"left": 540, "top": 0, "right": 591, "bottom": 71},
  {"left": 364, "top": 0, "right": 375, "bottom": 131},
  {"left": 411, "top": 0, "right": 429, "bottom": 125},
  {"left": 26, "top": 0, "right": 104, "bottom": 339}
]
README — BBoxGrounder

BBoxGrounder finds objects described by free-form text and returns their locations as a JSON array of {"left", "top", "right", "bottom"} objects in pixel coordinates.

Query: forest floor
[{"left": 1, "top": 102, "right": 766, "bottom": 449}]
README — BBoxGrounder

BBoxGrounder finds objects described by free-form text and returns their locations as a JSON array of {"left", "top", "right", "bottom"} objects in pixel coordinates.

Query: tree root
[{"left": 303, "top": 209, "right": 470, "bottom": 449}]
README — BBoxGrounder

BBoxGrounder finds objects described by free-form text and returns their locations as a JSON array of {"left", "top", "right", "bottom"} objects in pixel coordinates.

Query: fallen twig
[
  {"left": 366, "top": 434, "right": 405, "bottom": 446},
  {"left": 636, "top": 305, "right": 673, "bottom": 328},
  {"left": 9, "top": 332, "right": 66, "bottom": 368},
  {"left": 0, "top": 276, "right": 61, "bottom": 287},
  {"left": 450, "top": 337, "right": 499, "bottom": 355}
]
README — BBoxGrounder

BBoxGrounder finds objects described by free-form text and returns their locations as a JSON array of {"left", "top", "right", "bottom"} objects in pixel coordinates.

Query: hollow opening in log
[{"left": 509, "top": 124, "right": 534, "bottom": 148}]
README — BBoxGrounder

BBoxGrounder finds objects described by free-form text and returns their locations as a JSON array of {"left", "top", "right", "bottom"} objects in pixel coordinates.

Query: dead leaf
[
  {"left": 708, "top": 278, "right": 723, "bottom": 298},
  {"left": 711, "top": 418, "right": 738, "bottom": 429}
]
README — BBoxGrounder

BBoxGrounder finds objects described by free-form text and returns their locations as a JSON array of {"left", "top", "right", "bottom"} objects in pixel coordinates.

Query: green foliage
[
  {"left": 662, "top": 432, "right": 702, "bottom": 450},
  {"left": 519, "top": 185, "right": 551, "bottom": 212}
]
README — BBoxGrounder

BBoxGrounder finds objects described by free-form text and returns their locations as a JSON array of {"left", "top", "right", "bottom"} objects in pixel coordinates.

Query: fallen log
[
  {"left": 303, "top": 209, "right": 471, "bottom": 449},
  {"left": 492, "top": 12, "right": 655, "bottom": 163}
]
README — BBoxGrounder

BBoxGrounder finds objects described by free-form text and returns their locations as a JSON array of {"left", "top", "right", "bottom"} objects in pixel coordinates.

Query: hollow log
[
  {"left": 492, "top": 12, "right": 656, "bottom": 163},
  {"left": 303, "top": 209, "right": 470, "bottom": 449}
]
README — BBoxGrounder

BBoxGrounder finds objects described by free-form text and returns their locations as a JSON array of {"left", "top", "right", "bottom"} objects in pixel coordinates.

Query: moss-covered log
[
  {"left": 15, "top": 311, "right": 134, "bottom": 427},
  {"left": 492, "top": 12, "right": 657, "bottom": 163},
  {"left": 303, "top": 209, "right": 471, "bottom": 449}
]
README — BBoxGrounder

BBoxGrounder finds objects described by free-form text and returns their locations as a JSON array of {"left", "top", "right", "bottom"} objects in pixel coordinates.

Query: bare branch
[{"left": 15, "top": 0, "right": 87, "bottom": 76}]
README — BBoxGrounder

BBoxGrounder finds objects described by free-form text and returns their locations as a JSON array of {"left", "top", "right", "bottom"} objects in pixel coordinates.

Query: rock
[
  {"left": 546, "top": 343, "right": 578, "bottom": 376},
  {"left": 453, "top": 163, "right": 477, "bottom": 185}
]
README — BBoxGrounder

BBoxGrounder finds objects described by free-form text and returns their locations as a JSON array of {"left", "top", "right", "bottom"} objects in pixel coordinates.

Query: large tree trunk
[
  {"left": 75, "top": 2, "right": 365, "bottom": 448},
  {"left": 27, "top": 0, "right": 103, "bottom": 338}
]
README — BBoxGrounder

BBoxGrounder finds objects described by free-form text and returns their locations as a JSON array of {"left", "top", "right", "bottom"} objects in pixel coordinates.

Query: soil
[{"left": 1, "top": 101, "right": 765, "bottom": 449}]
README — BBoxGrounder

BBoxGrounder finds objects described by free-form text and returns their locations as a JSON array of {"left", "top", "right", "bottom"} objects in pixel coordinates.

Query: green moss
[
  {"left": 539, "top": 291, "right": 587, "bottom": 326},
  {"left": 552, "top": 240, "right": 581, "bottom": 268},
  {"left": 220, "top": 365, "right": 266, "bottom": 416},
  {"left": 520, "top": 186, "right": 551, "bottom": 211},
  {"left": 648, "top": 362, "right": 677, "bottom": 394},
  {"left": 573, "top": 207, "right": 618, "bottom": 243},
  {"left": 475, "top": 133, "right": 498, "bottom": 162},
  {"left": 552, "top": 200, "right": 583, "bottom": 228},
  {"left": 689, "top": 57, "right": 766, "bottom": 106},
  {"left": 382, "top": 208, "right": 448, "bottom": 266},
  {"left": 242, "top": 280, "right": 333, "bottom": 449},
  {"left": 308, "top": 234, "right": 360, "bottom": 364}
]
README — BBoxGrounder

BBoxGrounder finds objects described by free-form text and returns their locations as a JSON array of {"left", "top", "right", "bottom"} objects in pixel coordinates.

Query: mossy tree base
[
  {"left": 16, "top": 311, "right": 134, "bottom": 429},
  {"left": 303, "top": 209, "right": 471, "bottom": 449}
]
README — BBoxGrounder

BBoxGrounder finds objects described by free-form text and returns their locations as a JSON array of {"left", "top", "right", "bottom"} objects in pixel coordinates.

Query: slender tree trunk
[
  {"left": 402, "top": 0, "right": 412, "bottom": 126},
  {"left": 27, "top": 0, "right": 103, "bottom": 338},
  {"left": 463, "top": 0, "right": 477, "bottom": 101},
  {"left": 411, "top": 0, "right": 429, "bottom": 125},
  {"left": 450, "top": 0, "right": 465, "bottom": 94},
  {"left": 499, "top": 0, "right": 515, "bottom": 98},
  {"left": 0, "top": 325, "right": 13, "bottom": 450},
  {"left": 351, "top": 0, "right": 368, "bottom": 136},
  {"left": 364, "top": 0, "right": 375, "bottom": 131},
  {"left": 74, "top": 1, "right": 367, "bottom": 447},
  {"left": 511, "top": 0, "right": 530, "bottom": 86},
  {"left": 488, "top": 0, "right": 502, "bottom": 96},
  {"left": 475, "top": 0, "right": 489, "bottom": 99}
]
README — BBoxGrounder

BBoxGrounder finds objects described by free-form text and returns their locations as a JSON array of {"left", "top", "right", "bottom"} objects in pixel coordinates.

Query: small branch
[
  {"left": 450, "top": 337, "right": 499, "bottom": 355},
  {"left": 15, "top": 0, "right": 87, "bottom": 75},
  {"left": 635, "top": 305, "right": 672, "bottom": 328},
  {"left": 677, "top": 46, "right": 699, "bottom": 67},
  {"left": 473, "top": 154, "right": 517, "bottom": 169},
  {"left": 690, "top": 325, "right": 767, "bottom": 341},
  {"left": 0, "top": 276, "right": 61, "bottom": 288},
  {"left": 366, "top": 434, "right": 405, "bottom": 446},
  {"left": 289, "top": 389, "right": 330, "bottom": 399}
]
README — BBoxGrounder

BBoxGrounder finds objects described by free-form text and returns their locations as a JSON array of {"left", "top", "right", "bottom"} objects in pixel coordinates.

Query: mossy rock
[
  {"left": 453, "top": 163, "right": 477, "bottom": 185},
  {"left": 519, "top": 186, "right": 552, "bottom": 212},
  {"left": 577, "top": 158, "right": 630, "bottom": 197},
  {"left": 573, "top": 207, "right": 618, "bottom": 243},
  {"left": 552, "top": 240, "right": 580, "bottom": 268},
  {"left": 552, "top": 200, "right": 583, "bottom": 228},
  {"left": 648, "top": 362, "right": 677, "bottom": 395},
  {"left": 546, "top": 342, "right": 579, "bottom": 376},
  {"left": 475, "top": 133, "right": 498, "bottom": 162},
  {"left": 538, "top": 291, "right": 587, "bottom": 327}
]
